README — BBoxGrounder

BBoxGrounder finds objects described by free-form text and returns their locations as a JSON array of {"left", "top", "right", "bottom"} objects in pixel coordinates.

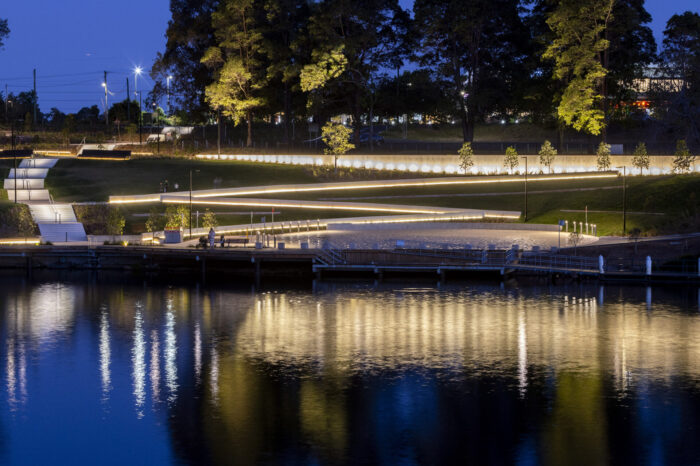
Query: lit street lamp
[{"left": 133, "top": 66, "right": 142, "bottom": 99}]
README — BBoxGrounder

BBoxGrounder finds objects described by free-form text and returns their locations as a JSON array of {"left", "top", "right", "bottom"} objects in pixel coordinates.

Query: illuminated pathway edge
[{"left": 109, "top": 172, "right": 618, "bottom": 205}]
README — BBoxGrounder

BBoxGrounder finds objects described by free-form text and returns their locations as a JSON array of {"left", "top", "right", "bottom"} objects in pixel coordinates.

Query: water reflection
[{"left": 0, "top": 279, "right": 698, "bottom": 465}]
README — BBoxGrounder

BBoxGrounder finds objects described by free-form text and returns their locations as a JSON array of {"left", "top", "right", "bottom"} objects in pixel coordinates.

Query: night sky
[{"left": 0, "top": 0, "right": 697, "bottom": 113}]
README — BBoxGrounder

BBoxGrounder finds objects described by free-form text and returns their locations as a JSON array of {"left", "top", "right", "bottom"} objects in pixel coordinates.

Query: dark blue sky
[{"left": 0, "top": 0, "right": 697, "bottom": 113}]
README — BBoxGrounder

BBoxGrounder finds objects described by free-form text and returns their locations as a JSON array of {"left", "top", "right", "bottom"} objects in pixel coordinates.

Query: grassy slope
[
  {"left": 45, "top": 158, "right": 321, "bottom": 202},
  {"left": 42, "top": 158, "right": 700, "bottom": 236}
]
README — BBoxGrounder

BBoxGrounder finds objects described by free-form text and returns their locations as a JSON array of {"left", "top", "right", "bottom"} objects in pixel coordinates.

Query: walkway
[{"left": 5, "top": 158, "right": 87, "bottom": 242}]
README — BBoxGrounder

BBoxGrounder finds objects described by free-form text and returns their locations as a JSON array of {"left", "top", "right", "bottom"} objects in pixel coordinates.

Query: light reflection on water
[{"left": 0, "top": 279, "right": 699, "bottom": 465}]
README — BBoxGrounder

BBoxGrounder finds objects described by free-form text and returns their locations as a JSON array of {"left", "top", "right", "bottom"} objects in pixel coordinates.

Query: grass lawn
[
  {"left": 44, "top": 158, "right": 322, "bottom": 202},
  {"left": 3, "top": 157, "right": 697, "bottom": 237}
]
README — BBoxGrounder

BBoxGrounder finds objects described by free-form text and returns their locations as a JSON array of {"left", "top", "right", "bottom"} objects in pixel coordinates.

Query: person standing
[{"left": 208, "top": 228, "right": 215, "bottom": 250}]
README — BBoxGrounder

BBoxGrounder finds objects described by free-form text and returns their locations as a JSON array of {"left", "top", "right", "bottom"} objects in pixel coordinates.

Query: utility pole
[
  {"left": 4, "top": 84, "right": 7, "bottom": 122},
  {"left": 33, "top": 69, "right": 37, "bottom": 128},
  {"left": 126, "top": 78, "right": 130, "bottom": 123},
  {"left": 103, "top": 71, "right": 109, "bottom": 126}
]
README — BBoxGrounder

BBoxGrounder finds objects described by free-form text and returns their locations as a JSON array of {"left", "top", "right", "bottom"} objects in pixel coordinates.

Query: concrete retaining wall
[{"left": 199, "top": 153, "right": 697, "bottom": 176}]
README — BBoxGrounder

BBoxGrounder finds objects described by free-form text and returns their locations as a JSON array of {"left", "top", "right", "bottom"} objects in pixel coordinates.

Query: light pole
[
  {"left": 521, "top": 156, "right": 528, "bottom": 222},
  {"left": 189, "top": 169, "right": 200, "bottom": 239},
  {"left": 133, "top": 66, "right": 142, "bottom": 100},
  {"left": 137, "top": 91, "right": 143, "bottom": 145},
  {"left": 616, "top": 166, "right": 627, "bottom": 235}
]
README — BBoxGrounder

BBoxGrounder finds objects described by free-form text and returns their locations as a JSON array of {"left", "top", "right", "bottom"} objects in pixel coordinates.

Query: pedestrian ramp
[{"left": 38, "top": 222, "right": 87, "bottom": 243}]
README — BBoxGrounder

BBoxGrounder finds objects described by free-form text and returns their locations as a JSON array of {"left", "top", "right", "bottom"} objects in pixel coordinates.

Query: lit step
[
  {"left": 6, "top": 189, "right": 50, "bottom": 201},
  {"left": 3, "top": 179, "right": 44, "bottom": 190},
  {"left": 29, "top": 204, "right": 77, "bottom": 223},
  {"left": 38, "top": 222, "right": 87, "bottom": 243},
  {"left": 18, "top": 158, "right": 58, "bottom": 169},
  {"left": 8, "top": 168, "right": 49, "bottom": 179}
]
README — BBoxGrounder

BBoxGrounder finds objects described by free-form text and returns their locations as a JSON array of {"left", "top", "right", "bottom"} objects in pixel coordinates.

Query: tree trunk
[
  {"left": 458, "top": 99, "right": 470, "bottom": 143},
  {"left": 246, "top": 110, "right": 253, "bottom": 147},
  {"left": 369, "top": 100, "right": 375, "bottom": 152},
  {"left": 352, "top": 91, "right": 362, "bottom": 146},
  {"left": 283, "top": 82, "right": 291, "bottom": 145}
]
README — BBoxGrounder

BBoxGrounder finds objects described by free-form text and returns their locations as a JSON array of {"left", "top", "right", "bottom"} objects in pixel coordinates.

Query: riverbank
[{"left": 0, "top": 243, "right": 696, "bottom": 284}]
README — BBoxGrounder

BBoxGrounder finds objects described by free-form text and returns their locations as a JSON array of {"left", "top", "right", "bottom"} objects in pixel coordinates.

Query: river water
[{"left": 0, "top": 275, "right": 699, "bottom": 465}]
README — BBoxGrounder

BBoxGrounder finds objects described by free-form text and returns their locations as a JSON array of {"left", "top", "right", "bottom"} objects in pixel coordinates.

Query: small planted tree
[
  {"left": 458, "top": 142, "right": 475, "bottom": 173},
  {"left": 202, "top": 209, "right": 218, "bottom": 229},
  {"left": 672, "top": 140, "right": 695, "bottom": 174},
  {"left": 106, "top": 208, "right": 126, "bottom": 236},
  {"left": 631, "top": 142, "right": 650, "bottom": 174},
  {"left": 596, "top": 142, "right": 612, "bottom": 171},
  {"left": 321, "top": 122, "right": 355, "bottom": 170},
  {"left": 145, "top": 208, "right": 165, "bottom": 233},
  {"left": 568, "top": 231, "right": 582, "bottom": 253},
  {"left": 165, "top": 205, "right": 190, "bottom": 229},
  {"left": 503, "top": 146, "right": 519, "bottom": 174},
  {"left": 538, "top": 140, "right": 557, "bottom": 173}
]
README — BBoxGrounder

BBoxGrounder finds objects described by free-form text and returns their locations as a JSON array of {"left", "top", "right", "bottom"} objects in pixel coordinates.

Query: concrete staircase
[
  {"left": 38, "top": 223, "right": 87, "bottom": 243},
  {"left": 4, "top": 158, "right": 87, "bottom": 243},
  {"left": 3, "top": 178, "right": 44, "bottom": 190},
  {"left": 29, "top": 203, "right": 78, "bottom": 223}
]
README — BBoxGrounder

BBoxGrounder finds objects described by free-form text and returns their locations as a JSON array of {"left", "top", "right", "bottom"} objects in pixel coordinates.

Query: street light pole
[
  {"left": 521, "top": 156, "right": 528, "bottom": 222},
  {"left": 189, "top": 169, "right": 199, "bottom": 239},
  {"left": 138, "top": 91, "right": 143, "bottom": 145},
  {"left": 616, "top": 165, "right": 627, "bottom": 234}
]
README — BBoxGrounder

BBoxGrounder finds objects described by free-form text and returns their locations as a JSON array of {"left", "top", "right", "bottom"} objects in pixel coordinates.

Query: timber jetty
[{"left": 0, "top": 245, "right": 697, "bottom": 284}]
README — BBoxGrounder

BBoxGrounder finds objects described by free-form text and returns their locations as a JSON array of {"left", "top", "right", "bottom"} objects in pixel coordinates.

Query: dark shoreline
[{"left": 0, "top": 244, "right": 697, "bottom": 285}]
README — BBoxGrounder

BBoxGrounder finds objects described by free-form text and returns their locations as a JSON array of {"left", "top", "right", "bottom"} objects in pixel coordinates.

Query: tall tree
[
  {"left": 415, "top": 0, "right": 531, "bottom": 142},
  {"left": 151, "top": 1, "right": 219, "bottom": 121},
  {"left": 303, "top": 0, "right": 411, "bottom": 143},
  {"left": 658, "top": 12, "right": 700, "bottom": 145},
  {"left": 262, "top": 0, "right": 311, "bottom": 144},
  {"left": 661, "top": 12, "right": 700, "bottom": 94},
  {"left": 544, "top": 0, "right": 616, "bottom": 137},
  {"left": 0, "top": 18, "right": 9, "bottom": 49},
  {"left": 605, "top": 0, "right": 656, "bottom": 103},
  {"left": 203, "top": 0, "right": 268, "bottom": 147}
]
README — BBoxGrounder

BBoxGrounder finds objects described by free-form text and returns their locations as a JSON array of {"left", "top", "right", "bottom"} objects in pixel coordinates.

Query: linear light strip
[
  {"left": 109, "top": 172, "right": 619, "bottom": 204},
  {"left": 162, "top": 197, "right": 460, "bottom": 215}
]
